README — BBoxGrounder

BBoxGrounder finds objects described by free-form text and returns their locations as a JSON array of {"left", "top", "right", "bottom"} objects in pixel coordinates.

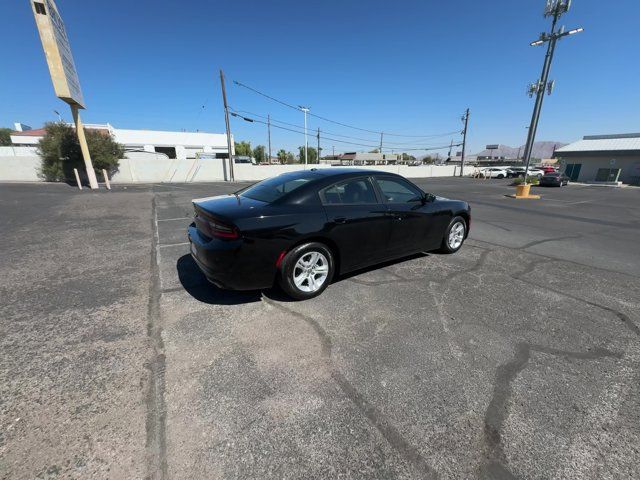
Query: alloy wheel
[
  {"left": 293, "top": 251, "right": 329, "bottom": 293},
  {"left": 448, "top": 222, "right": 465, "bottom": 250}
]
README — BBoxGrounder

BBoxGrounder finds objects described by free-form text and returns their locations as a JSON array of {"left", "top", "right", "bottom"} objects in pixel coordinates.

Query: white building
[
  {"left": 555, "top": 133, "right": 640, "bottom": 185},
  {"left": 10, "top": 123, "right": 232, "bottom": 160}
]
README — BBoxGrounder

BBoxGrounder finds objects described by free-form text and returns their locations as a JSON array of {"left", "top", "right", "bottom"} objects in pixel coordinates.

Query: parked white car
[
  {"left": 479, "top": 167, "right": 508, "bottom": 179},
  {"left": 506, "top": 166, "right": 545, "bottom": 178},
  {"left": 527, "top": 167, "right": 545, "bottom": 178}
]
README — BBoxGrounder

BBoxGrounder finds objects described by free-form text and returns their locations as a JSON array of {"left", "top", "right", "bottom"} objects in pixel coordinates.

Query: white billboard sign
[{"left": 31, "top": 0, "right": 85, "bottom": 108}]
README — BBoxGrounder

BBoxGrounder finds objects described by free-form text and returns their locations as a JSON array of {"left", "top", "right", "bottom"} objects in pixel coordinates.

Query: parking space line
[
  {"left": 157, "top": 217, "right": 192, "bottom": 222},
  {"left": 158, "top": 242, "right": 190, "bottom": 248}
]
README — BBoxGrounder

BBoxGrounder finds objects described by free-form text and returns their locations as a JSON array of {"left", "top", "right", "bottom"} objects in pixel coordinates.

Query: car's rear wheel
[
  {"left": 278, "top": 242, "right": 334, "bottom": 300},
  {"left": 497, "top": 174, "right": 504, "bottom": 179},
  {"left": 440, "top": 216, "right": 467, "bottom": 254}
]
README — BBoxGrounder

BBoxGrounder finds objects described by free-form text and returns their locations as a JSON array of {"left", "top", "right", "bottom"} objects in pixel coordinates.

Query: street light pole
[
  {"left": 267, "top": 114, "right": 272, "bottom": 164},
  {"left": 299, "top": 106, "right": 310, "bottom": 167},
  {"left": 522, "top": 0, "right": 583, "bottom": 182}
]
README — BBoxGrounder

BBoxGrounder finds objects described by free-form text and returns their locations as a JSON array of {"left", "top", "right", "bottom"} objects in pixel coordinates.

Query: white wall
[
  {"left": 0, "top": 146, "right": 39, "bottom": 156},
  {"left": 0, "top": 156, "right": 41, "bottom": 181},
  {"left": 232, "top": 164, "right": 457, "bottom": 181},
  {"left": 0, "top": 153, "right": 458, "bottom": 184},
  {"left": 111, "top": 157, "right": 227, "bottom": 183}
]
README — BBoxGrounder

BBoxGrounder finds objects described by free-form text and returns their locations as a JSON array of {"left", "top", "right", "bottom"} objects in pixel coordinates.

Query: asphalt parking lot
[{"left": 1, "top": 177, "right": 639, "bottom": 479}]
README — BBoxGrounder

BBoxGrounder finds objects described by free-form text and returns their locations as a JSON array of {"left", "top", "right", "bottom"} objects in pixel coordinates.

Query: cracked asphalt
[{"left": 1, "top": 178, "right": 639, "bottom": 479}]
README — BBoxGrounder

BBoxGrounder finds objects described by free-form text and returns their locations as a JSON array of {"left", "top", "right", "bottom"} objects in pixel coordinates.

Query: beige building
[{"left": 555, "top": 133, "right": 640, "bottom": 185}]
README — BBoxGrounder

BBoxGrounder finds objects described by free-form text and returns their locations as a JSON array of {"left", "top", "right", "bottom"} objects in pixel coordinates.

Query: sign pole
[{"left": 71, "top": 104, "right": 99, "bottom": 189}]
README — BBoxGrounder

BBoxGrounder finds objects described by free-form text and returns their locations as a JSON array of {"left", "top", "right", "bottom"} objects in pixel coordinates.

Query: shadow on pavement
[
  {"left": 177, "top": 251, "right": 431, "bottom": 305},
  {"left": 176, "top": 255, "right": 262, "bottom": 305}
]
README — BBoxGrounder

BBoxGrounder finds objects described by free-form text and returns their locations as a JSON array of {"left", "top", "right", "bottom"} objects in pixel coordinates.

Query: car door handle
[{"left": 333, "top": 216, "right": 347, "bottom": 224}]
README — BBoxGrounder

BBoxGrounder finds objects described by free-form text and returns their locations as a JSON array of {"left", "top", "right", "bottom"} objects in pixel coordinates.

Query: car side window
[
  {"left": 321, "top": 178, "right": 378, "bottom": 205},
  {"left": 375, "top": 177, "right": 423, "bottom": 203}
]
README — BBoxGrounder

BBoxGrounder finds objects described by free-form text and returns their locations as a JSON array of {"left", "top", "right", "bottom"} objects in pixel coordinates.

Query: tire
[
  {"left": 278, "top": 242, "right": 334, "bottom": 300},
  {"left": 497, "top": 174, "right": 504, "bottom": 179},
  {"left": 440, "top": 216, "right": 467, "bottom": 254}
]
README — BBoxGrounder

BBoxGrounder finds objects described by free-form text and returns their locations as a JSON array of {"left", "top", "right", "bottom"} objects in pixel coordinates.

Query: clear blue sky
[{"left": 1, "top": 0, "right": 638, "bottom": 155}]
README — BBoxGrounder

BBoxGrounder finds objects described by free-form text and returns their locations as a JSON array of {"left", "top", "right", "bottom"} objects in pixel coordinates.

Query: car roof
[{"left": 308, "top": 167, "right": 386, "bottom": 177}]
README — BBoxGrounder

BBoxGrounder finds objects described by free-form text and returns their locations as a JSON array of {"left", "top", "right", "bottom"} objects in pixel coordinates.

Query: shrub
[
  {"left": 0, "top": 127, "right": 12, "bottom": 146},
  {"left": 38, "top": 122, "right": 124, "bottom": 182},
  {"left": 512, "top": 176, "right": 540, "bottom": 186}
]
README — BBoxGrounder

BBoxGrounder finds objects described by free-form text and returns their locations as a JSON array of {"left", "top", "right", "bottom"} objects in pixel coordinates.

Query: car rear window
[{"left": 238, "top": 173, "right": 315, "bottom": 203}]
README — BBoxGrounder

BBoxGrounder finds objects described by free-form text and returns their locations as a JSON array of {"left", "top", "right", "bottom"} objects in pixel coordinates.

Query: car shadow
[
  {"left": 336, "top": 252, "right": 430, "bottom": 282},
  {"left": 176, "top": 251, "right": 431, "bottom": 305},
  {"left": 176, "top": 254, "right": 263, "bottom": 305}
]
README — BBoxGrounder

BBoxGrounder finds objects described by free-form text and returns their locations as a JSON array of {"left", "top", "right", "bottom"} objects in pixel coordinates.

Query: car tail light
[{"left": 208, "top": 219, "right": 239, "bottom": 239}]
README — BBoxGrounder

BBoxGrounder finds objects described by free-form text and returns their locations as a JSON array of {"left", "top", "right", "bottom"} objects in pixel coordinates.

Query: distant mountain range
[{"left": 474, "top": 141, "right": 567, "bottom": 159}]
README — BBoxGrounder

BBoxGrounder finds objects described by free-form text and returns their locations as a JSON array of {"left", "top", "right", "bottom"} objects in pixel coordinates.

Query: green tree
[
  {"left": 38, "top": 122, "right": 124, "bottom": 182},
  {"left": 0, "top": 127, "right": 12, "bottom": 146},
  {"left": 298, "top": 146, "right": 318, "bottom": 164},
  {"left": 401, "top": 153, "right": 416, "bottom": 161},
  {"left": 369, "top": 148, "right": 380, "bottom": 154},
  {"left": 277, "top": 149, "right": 288, "bottom": 163},
  {"left": 234, "top": 141, "right": 252, "bottom": 156},
  {"left": 285, "top": 151, "right": 295, "bottom": 164},
  {"left": 422, "top": 156, "right": 436, "bottom": 164},
  {"left": 253, "top": 145, "right": 266, "bottom": 163}
]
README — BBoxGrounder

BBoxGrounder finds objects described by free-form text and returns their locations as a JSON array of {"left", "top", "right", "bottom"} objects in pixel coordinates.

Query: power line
[
  {"left": 229, "top": 111, "right": 459, "bottom": 152},
  {"left": 230, "top": 107, "right": 459, "bottom": 148},
  {"left": 232, "top": 79, "right": 460, "bottom": 139}
]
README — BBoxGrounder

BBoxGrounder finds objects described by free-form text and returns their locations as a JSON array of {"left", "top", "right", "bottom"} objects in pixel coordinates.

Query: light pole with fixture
[{"left": 299, "top": 106, "right": 310, "bottom": 167}]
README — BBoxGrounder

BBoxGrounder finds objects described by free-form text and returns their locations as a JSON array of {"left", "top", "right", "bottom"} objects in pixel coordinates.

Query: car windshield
[{"left": 238, "top": 172, "right": 316, "bottom": 203}]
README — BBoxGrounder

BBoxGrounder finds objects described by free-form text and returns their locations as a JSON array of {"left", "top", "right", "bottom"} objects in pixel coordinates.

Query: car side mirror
[{"left": 422, "top": 193, "right": 436, "bottom": 203}]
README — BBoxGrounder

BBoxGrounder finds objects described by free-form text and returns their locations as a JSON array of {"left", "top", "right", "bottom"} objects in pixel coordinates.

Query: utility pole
[
  {"left": 459, "top": 108, "right": 470, "bottom": 177},
  {"left": 379, "top": 132, "right": 384, "bottom": 152},
  {"left": 267, "top": 114, "right": 272, "bottom": 164},
  {"left": 219, "top": 69, "right": 234, "bottom": 181},
  {"left": 299, "top": 106, "right": 310, "bottom": 167},
  {"left": 522, "top": 0, "right": 583, "bottom": 182},
  {"left": 317, "top": 128, "right": 321, "bottom": 164}
]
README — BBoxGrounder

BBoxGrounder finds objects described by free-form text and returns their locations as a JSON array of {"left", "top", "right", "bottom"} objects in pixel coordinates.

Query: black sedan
[
  {"left": 188, "top": 169, "right": 471, "bottom": 299},
  {"left": 539, "top": 172, "right": 569, "bottom": 187}
]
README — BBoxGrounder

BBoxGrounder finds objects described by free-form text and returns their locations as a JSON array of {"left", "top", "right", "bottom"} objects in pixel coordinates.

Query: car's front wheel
[
  {"left": 497, "top": 174, "right": 504, "bottom": 179},
  {"left": 278, "top": 242, "right": 334, "bottom": 300},
  {"left": 440, "top": 216, "right": 467, "bottom": 254}
]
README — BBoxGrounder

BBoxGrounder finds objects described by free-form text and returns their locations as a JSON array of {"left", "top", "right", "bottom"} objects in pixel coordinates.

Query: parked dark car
[
  {"left": 539, "top": 172, "right": 569, "bottom": 187},
  {"left": 188, "top": 169, "right": 471, "bottom": 299}
]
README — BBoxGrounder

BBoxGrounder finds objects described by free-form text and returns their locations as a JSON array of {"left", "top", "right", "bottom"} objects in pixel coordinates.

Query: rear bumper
[{"left": 188, "top": 225, "right": 276, "bottom": 290}]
